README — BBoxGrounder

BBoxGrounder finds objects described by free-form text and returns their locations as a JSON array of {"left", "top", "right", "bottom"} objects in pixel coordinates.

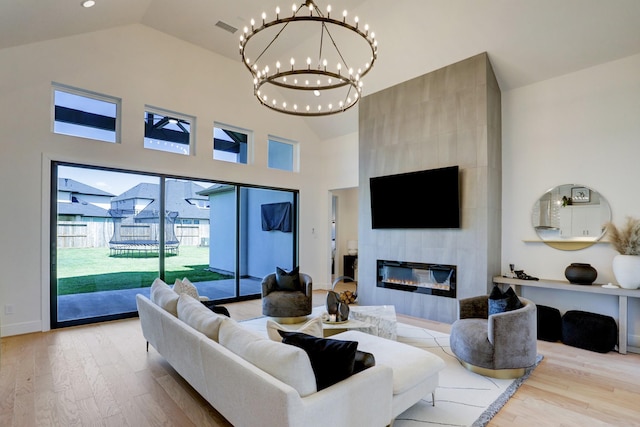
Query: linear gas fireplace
[{"left": 377, "top": 260, "right": 457, "bottom": 298}]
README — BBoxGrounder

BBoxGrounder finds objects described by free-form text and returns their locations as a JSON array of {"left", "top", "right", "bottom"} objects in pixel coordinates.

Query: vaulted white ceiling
[{"left": 2, "top": 0, "right": 640, "bottom": 139}]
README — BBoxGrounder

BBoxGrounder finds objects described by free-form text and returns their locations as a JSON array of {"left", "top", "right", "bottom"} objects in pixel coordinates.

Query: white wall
[
  {"left": 321, "top": 131, "right": 360, "bottom": 287},
  {"left": 0, "top": 24, "right": 342, "bottom": 336},
  {"left": 502, "top": 52, "right": 640, "bottom": 347},
  {"left": 330, "top": 187, "right": 359, "bottom": 279}
]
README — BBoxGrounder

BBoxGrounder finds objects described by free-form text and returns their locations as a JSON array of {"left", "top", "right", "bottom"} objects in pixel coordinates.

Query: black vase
[
  {"left": 326, "top": 291, "right": 340, "bottom": 315},
  {"left": 564, "top": 263, "right": 597, "bottom": 285}
]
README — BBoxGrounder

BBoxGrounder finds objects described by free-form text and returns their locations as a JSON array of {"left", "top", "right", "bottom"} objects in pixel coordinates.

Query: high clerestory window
[
  {"left": 268, "top": 136, "right": 298, "bottom": 172},
  {"left": 144, "top": 107, "right": 194, "bottom": 155},
  {"left": 53, "top": 84, "right": 120, "bottom": 143},
  {"left": 213, "top": 123, "right": 251, "bottom": 164}
]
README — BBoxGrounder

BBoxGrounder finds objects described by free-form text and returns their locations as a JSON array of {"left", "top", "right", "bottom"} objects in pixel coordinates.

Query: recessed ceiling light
[{"left": 81, "top": 0, "right": 96, "bottom": 8}]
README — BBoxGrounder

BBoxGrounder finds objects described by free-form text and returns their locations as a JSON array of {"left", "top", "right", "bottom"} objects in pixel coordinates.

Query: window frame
[
  {"left": 213, "top": 122, "right": 253, "bottom": 165},
  {"left": 268, "top": 135, "right": 299, "bottom": 172},
  {"left": 52, "top": 83, "right": 122, "bottom": 143},
  {"left": 144, "top": 105, "right": 196, "bottom": 156}
]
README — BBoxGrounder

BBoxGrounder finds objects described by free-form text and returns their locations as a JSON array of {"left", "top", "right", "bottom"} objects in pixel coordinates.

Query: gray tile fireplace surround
[{"left": 356, "top": 52, "right": 502, "bottom": 324}]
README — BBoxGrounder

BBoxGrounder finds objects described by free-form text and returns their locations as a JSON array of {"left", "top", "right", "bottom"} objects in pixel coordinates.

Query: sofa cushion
[
  {"left": 219, "top": 319, "right": 317, "bottom": 397},
  {"left": 150, "top": 278, "right": 179, "bottom": 316},
  {"left": 177, "top": 294, "right": 226, "bottom": 342},
  {"left": 488, "top": 285, "right": 523, "bottom": 315},
  {"left": 173, "top": 277, "right": 200, "bottom": 299},
  {"left": 278, "top": 331, "right": 358, "bottom": 390},
  {"left": 334, "top": 330, "right": 445, "bottom": 395},
  {"left": 275, "top": 266, "right": 301, "bottom": 291},
  {"left": 266, "top": 317, "right": 323, "bottom": 341}
]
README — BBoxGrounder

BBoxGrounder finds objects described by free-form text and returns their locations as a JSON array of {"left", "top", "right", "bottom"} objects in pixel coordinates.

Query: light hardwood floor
[{"left": 1, "top": 291, "right": 639, "bottom": 426}]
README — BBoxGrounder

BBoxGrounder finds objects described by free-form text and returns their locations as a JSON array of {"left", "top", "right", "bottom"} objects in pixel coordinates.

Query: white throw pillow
[
  {"left": 173, "top": 277, "right": 200, "bottom": 300},
  {"left": 219, "top": 320, "right": 317, "bottom": 397},
  {"left": 266, "top": 317, "right": 323, "bottom": 342},
  {"left": 177, "top": 294, "right": 226, "bottom": 342},
  {"left": 150, "top": 278, "right": 179, "bottom": 316}
]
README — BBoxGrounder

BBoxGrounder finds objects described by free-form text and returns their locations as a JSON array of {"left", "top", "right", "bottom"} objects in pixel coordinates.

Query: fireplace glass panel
[{"left": 377, "top": 260, "right": 456, "bottom": 298}]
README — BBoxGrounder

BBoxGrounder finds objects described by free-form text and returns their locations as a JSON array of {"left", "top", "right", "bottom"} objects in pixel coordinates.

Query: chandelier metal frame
[{"left": 239, "top": 1, "right": 378, "bottom": 117}]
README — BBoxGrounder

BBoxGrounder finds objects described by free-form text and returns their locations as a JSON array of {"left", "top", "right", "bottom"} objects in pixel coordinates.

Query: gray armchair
[
  {"left": 261, "top": 272, "right": 313, "bottom": 323},
  {"left": 450, "top": 295, "right": 537, "bottom": 379}
]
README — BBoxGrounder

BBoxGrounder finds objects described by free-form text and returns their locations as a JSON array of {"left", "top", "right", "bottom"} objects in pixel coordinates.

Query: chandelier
[{"left": 239, "top": 1, "right": 378, "bottom": 117}]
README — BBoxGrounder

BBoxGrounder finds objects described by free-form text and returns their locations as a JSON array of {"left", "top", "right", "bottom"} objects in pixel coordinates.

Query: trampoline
[{"left": 108, "top": 209, "right": 180, "bottom": 257}]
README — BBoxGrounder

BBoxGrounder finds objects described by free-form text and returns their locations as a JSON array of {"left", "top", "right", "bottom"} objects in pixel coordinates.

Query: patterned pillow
[
  {"left": 266, "top": 317, "right": 323, "bottom": 341},
  {"left": 173, "top": 277, "right": 199, "bottom": 300}
]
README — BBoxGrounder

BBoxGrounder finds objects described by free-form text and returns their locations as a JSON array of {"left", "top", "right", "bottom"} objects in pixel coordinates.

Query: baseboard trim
[{"left": 1, "top": 320, "right": 43, "bottom": 337}]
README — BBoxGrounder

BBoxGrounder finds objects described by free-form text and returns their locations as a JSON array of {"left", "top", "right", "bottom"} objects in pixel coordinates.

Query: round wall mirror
[{"left": 531, "top": 184, "right": 611, "bottom": 250}]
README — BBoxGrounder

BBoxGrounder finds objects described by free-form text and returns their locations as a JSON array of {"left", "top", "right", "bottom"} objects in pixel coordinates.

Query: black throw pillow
[
  {"left": 488, "top": 285, "right": 523, "bottom": 315},
  {"left": 200, "top": 300, "right": 230, "bottom": 317},
  {"left": 275, "top": 266, "right": 301, "bottom": 291},
  {"left": 278, "top": 331, "right": 358, "bottom": 390},
  {"left": 503, "top": 287, "right": 524, "bottom": 310},
  {"left": 353, "top": 350, "right": 376, "bottom": 374}
]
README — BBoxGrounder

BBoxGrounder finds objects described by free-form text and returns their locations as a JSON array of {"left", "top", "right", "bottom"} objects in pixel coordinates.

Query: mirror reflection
[{"left": 532, "top": 184, "right": 611, "bottom": 249}]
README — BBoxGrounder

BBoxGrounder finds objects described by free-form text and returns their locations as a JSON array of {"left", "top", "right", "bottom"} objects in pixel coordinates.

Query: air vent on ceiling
[{"left": 215, "top": 21, "right": 238, "bottom": 34}]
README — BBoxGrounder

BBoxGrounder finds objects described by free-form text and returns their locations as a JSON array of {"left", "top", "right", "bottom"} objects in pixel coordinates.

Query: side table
[{"left": 349, "top": 305, "right": 397, "bottom": 340}]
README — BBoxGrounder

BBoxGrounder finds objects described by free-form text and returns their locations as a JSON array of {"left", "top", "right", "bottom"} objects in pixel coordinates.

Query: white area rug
[
  {"left": 394, "top": 323, "right": 542, "bottom": 427},
  {"left": 240, "top": 318, "right": 542, "bottom": 426}
]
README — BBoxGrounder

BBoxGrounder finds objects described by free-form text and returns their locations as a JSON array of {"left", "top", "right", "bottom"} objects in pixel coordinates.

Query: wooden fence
[{"left": 57, "top": 221, "right": 210, "bottom": 248}]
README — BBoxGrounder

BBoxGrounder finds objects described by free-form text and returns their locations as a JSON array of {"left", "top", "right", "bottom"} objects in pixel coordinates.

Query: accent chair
[{"left": 450, "top": 295, "right": 537, "bottom": 379}]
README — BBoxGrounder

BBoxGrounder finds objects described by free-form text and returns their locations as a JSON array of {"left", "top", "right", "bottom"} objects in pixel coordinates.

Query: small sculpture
[
  {"left": 326, "top": 290, "right": 350, "bottom": 321},
  {"left": 326, "top": 290, "right": 340, "bottom": 316},
  {"left": 515, "top": 270, "right": 539, "bottom": 281},
  {"left": 338, "top": 301, "right": 350, "bottom": 322}
]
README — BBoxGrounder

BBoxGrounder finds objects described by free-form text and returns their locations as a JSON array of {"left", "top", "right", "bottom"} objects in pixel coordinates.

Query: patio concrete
[{"left": 57, "top": 278, "right": 262, "bottom": 322}]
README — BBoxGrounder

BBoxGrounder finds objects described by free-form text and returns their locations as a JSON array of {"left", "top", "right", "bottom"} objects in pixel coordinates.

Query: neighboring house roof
[
  {"left": 58, "top": 201, "right": 110, "bottom": 217},
  {"left": 197, "top": 183, "right": 234, "bottom": 196},
  {"left": 111, "top": 182, "right": 157, "bottom": 203},
  {"left": 113, "top": 180, "right": 210, "bottom": 220},
  {"left": 58, "top": 178, "right": 115, "bottom": 197}
]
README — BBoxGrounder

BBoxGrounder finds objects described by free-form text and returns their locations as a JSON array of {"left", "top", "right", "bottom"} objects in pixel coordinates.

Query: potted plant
[{"left": 605, "top": 216, "right": 640, "bottom": 289}]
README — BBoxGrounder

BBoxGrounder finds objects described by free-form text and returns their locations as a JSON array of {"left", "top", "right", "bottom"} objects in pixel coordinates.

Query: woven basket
[{"left": 331, "top": 276, "right": 358, "bottom": 304}]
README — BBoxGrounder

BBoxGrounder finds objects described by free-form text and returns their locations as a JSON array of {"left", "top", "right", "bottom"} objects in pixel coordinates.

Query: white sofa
[{"left": 137, "top": 279, "right": 444, "bottom": 426}]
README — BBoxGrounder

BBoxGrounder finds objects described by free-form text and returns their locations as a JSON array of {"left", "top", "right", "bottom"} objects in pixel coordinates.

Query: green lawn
[{"left": 57, "top": 246, "right": 231, "bottom": 295}]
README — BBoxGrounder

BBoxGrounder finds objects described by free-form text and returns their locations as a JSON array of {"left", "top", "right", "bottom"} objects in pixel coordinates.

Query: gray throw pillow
[
  {"left": 276, "top": 266, "right": 301, "bottom": 291},
  {"left": 488, "top": 286, "right": 523, "bottom": 315}
]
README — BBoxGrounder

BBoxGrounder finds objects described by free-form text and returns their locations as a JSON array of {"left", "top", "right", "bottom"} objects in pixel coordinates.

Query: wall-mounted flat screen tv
[{"left": 369, "top": 165, "right": 460, "bottom": 229}]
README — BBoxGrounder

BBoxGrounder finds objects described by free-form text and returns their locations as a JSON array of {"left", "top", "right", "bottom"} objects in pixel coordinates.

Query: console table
[{"left": 493, "top": 276, "right": 640, "bottom": 354}]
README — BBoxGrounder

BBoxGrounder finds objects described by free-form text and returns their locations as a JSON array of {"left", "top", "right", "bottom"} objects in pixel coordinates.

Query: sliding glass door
[{"left": 51, "top": 162, "right": 298, "bottom": 328}]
